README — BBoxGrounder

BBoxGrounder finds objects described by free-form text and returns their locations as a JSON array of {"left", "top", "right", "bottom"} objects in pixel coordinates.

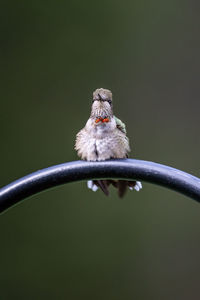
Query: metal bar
[{"left": 0, "top": 159, "right": 200, "bottom": 213}]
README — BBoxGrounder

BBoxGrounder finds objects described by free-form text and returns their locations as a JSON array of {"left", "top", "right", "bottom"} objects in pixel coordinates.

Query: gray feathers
[{"left": 75, "top": 88, "right": 142, "bottom": 197}]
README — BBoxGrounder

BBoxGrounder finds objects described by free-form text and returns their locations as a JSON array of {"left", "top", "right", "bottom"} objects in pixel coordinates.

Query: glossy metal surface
[{"left": 0, "top": 159, "right": 200, "bottom": 212}]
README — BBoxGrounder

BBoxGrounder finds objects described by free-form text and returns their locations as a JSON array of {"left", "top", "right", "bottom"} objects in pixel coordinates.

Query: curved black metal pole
[{"left": 0, "top": 159, "right": 200, "bottom": 213}]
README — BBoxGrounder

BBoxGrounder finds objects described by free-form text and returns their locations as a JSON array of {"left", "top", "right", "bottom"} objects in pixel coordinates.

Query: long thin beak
[{"left": 98, "top": 93, "right": 103, "bottom": 100}]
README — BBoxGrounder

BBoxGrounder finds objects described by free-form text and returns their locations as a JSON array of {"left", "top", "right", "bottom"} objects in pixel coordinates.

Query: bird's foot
[
  {"left": 87, "top": 180, "right": 142, "bottom": 193},
  {"left": 87, "top": 180, "right": 98, "bottom": 192},
  {"left": 129, "top": 181, "right": 142, "bottom": 192}
]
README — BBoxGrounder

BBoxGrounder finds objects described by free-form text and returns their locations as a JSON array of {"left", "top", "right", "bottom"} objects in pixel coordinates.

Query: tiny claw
[
  {"left": 134, "top": 181, "right": 142, "bottom": 192},
  {"left": 87, "top": 180, "right": 98, "bottom": 192},
  {"left": 95, "top": 118, "right": 101, "bottom": 123},
  {"left": 92, "top": 184, "right": 98, "bottom": 192},
  {"left": 87, "top": 180, "right": 93, "bottom": 189}
]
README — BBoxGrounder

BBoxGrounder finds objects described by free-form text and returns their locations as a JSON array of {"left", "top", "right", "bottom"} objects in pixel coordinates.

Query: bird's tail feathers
[{"left": 87, "top": 180, "right": 142, "bottom": 197}]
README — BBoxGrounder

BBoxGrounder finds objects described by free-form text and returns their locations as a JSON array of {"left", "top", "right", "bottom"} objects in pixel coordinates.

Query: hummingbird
[{"left": 75, "top": 88, "right": 142, "bottom": 197}]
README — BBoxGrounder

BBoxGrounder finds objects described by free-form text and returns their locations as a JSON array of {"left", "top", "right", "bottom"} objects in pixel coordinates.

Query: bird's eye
[{"left": 107, "top": 99, "right": 112, "bottom": 105}]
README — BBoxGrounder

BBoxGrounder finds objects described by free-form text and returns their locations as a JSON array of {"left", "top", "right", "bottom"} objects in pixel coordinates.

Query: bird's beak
[{"left": 98, "top": 93, "right": 103, "bottom": 101}]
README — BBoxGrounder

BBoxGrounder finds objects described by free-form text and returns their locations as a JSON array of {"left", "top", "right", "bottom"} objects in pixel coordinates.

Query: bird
[{"left": 75, "top": 88, "right": 142, "bottom": 197}]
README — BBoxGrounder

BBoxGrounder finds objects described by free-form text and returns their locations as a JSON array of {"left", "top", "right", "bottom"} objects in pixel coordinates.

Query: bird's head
[{"left": 91, "top": 88, "right": 113, "bottom": 123}]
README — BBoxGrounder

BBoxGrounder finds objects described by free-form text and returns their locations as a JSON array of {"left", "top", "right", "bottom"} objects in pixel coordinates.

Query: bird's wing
[{"left": 114, "top": 116, "right": 127, "bottom": 134}]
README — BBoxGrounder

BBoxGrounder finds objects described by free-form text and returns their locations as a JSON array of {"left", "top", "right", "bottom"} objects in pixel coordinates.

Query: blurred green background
[{"left": 1, "top": 0, "right": 200, "bottom": 299}]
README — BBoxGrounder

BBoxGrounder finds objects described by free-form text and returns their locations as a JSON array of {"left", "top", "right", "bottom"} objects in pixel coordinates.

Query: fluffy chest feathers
[
  {"left": 75, "top": 117, "right": 130, "bottom": 161},
  {"left": 86, "top": 117, "right": 116, "bottom": 138}
]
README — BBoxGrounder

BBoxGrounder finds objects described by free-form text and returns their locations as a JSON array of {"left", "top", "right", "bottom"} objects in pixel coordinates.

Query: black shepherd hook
[{"left": 0, "top": 159, "right": 200, "bottom": 213}]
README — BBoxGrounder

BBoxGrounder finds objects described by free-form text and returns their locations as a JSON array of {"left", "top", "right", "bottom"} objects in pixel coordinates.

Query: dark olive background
[{"left": 1, "top": 1, "right": 200, "bottom": 299}]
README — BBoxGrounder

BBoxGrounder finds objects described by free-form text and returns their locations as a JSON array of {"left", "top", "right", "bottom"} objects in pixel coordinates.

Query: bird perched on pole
[{"left": 75, "top": 88, "right": 142, "bottom": 197}]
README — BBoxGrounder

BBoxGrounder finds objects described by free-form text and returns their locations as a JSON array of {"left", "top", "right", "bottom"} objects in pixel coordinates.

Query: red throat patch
[{"left": 95, "top": 117, "right": 109, "bottom": 123}]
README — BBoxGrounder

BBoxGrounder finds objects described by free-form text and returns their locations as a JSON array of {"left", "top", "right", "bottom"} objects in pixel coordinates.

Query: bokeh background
[{"left": 1, "top": 0, "right": 200, "bottom": 299}]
